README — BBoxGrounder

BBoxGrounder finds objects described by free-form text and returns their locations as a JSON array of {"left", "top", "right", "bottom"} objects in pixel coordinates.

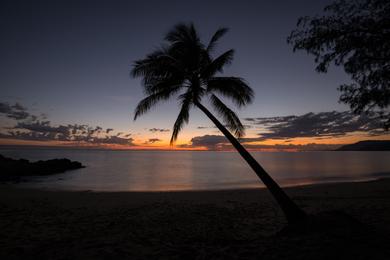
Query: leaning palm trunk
[
  {"left": 195, "top": 101, "right": 306, "bottom": 223},
  {"left": 133, "top": 23, "right": 307, "bottom": 224}
]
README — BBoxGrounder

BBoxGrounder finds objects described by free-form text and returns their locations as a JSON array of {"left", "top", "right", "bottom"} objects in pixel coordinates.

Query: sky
[{"left": 0, "top": 0, "right": 388, "bottom": 150}]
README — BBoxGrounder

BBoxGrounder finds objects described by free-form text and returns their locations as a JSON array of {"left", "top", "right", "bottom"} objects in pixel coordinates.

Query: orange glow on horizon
[
  {"left": 0, "top": 138, "right": 207, "bottom": 151},
  {"left": 0, "top": 130, "right": 389, "bottom": 151}
]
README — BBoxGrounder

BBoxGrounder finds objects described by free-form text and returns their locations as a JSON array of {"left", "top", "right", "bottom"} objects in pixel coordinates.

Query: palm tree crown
[{"left": 132, "top": 23, "right": 253, "bottom": 143}]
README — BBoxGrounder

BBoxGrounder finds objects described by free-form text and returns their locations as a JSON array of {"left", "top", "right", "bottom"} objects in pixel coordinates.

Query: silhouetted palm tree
[{"left": 132, "top": 23, "right": 306, "bottom": 224}]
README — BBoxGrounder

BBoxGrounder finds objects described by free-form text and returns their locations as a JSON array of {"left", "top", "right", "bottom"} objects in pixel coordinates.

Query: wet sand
[{"left": 1, "top": 179, "right": 390, "bottom": 259}]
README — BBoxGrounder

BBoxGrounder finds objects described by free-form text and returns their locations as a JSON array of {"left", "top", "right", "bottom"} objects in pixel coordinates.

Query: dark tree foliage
[
  {"left": 288, "top": 0, "right": 390, "bottom": 129},
  {"left": 132, "top": 23, "right": 253, "bottom": 143}
]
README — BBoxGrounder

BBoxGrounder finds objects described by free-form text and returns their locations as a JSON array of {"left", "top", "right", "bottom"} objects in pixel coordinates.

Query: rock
[{"left": 0, "top": 154, "right": 85, "bottom": 181}]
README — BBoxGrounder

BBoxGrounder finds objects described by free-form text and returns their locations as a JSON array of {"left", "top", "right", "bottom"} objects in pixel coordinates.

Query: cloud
[
  {"left": 15, "top": 121, "right": 69, "bottom": 135},
  {"left": 1, "top": 120, "right": 135, "bottom": 145},
  {"left": 3, "top": 100, "right": 386, "bottom": 149},
  {"left": 179, "top": 134, "right": 341, "bottom": 151},
  {"left": 180, "top": 111, "right": 387, "bottom": 151},
  {"left": 88, "top": 135, "right": 133, "bottom": 145},
  {"left": 0, "top": 101, "right": 134, "bottom": 146},
  {"left": 40, "top": 113, "right": 48, "bottom": 120},
  {"left": 179, "top": 135, "right": 228, "bottom": 150},
  {"left": 149, "top": 128, "right": 170, "bottom": 133},
  {"left": 244, "top": 116, "right": 296, "bottom": 124},
  {"left": 197, "top": 125, "right": 252, "bottom": 130},
  {"left": 0, "top": 102, "right": 30, "bottom": 120},
  {"left": 94, "top": 126, "right": 103, "bottom": 132},
  {"left": 144, "top": 138, "right": 162, "bottom": 144},
  {"left": 243, "top": 143, "right": 341, "bottom": 151},
  {"left": 245, "top": 111, "right": 386, "bottom": 141},
  {"left": 11, "top": 103, "right": 25, "bottom": 111}
]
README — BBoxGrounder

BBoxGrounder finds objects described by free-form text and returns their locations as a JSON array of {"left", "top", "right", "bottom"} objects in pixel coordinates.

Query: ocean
[{"left": 1, "top": 148, "right": 390, "bottom": 191}]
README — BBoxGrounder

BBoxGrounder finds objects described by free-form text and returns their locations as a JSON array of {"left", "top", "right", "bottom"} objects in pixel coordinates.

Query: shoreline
[
  {"left": 3, "top": 174, "right": 389, "bottom": 193},
  {"left": 1, "top": 178, "right": 390, "bottom": 215},
  {"left": 1, "top": 178, "right": 390, "bottom": 259}
]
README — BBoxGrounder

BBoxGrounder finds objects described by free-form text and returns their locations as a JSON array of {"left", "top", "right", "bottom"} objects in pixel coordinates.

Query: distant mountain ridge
[{"left": 337, "top": 140, "right": 390, "bottom": 151}]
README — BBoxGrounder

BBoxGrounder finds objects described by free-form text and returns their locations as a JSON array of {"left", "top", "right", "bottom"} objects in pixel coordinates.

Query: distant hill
[{"left": 337, "top": 140, "right": 390, "bottom": 151}]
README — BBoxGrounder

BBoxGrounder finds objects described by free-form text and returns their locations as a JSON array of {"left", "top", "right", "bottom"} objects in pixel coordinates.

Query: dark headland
[
  {"left": 0, "top": 154, "right": 84, "bottom": 181},
  {"left": 336, "top": 140, "right": 390, "bottom": 151}
]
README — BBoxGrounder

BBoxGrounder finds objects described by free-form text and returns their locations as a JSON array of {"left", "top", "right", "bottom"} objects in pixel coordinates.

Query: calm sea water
[{"left": 1, "top": 149, "right": 390, "bottom": 191}]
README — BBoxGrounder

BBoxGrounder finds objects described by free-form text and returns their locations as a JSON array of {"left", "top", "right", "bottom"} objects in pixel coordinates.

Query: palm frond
[
  {"left": 170, "top": 92, "right": 192, "bottom": 144},
  {"left": 207, "top": 77, "right": 254, "bottom": 107},
  {"left": 207, "top": 77, "right": 253, "bottom": 107},
  {"left": 210, "top": 94, "right": 245, "bottom": 138},
  {"left": 165, "top": 23, "right": 199, "bottom": 45},
  {"left": 201, "top": 49, "right": 234, "bottom": 79},
  {"left": 131, "top": 48, "right": 183, "bottom": 80},
  {"left": 132, "top": 48, "right": 167, "bottom": 77},
  {"left": 207, "top": 28, "right": 229, "bottom": 53},
  {"left": 164, "top": 23, "right": 205, "bottom": 72},
  {"left": 144, "top": 77, "right": 185, "bottom": 95},
  {"left": 134, "top": 86, "right": 182, "bottom": 120}
]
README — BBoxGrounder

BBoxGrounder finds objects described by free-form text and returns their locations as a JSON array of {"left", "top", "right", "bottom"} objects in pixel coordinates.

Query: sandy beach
[{"left": 1, "top": 179, "right": 390, "bottom": 259}]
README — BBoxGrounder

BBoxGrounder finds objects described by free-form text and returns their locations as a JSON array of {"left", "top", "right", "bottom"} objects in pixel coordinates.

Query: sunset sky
[{"left": 1, "top": 0, "right": 389, "bottom": 150}]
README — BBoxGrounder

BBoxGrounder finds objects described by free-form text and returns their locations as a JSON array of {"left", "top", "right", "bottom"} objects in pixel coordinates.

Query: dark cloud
[
  {"left": 16, "top": 121, "right": 69, "bottom": 135},
  {"left": 149, "top": 128, "right": 170, "bottom": 133},
  {"left": 95, "top": 126, "right": 103, "bottom": 132},
  {"left": 1, "top": 120, "right": 134, "bottom": 145},
  {"left": 0, "top": 102, "right": 30, "bottom": 120},
  {"left": 243, "top": 143, "right": 341, "bottom": 151},
  {"left": 88, "top": 136, "right": 133, "bottom": 145},
  {"left": 0, "top": 130, "right": 55, "bottom": 142},
  {"left": 190, "top": 135, "right": 226, "bottom": 148},
  {"left": 179, "top": 134, "right": 341, "bottom": 151},
  {"left": 197, "top": 125, "right": 252, "bottom": 130},
  {"left": 0, "top": 100, "right": 134, "bottom": 146},
  {"left": 0, "top": 130, "right": 134, "bottom": 145},
  {"left": 245, "top": 111, "right": 386, "bottom": 141},
  {"left": 40, "top": 113, "right": 48, "bottom": 120},
  {"left": 180, "top": 111, "right": 387, "bottom": 150},
  {"left": 179, "top": 135, "right": 228, "bottom": 150},
  {"left": 12, "top": 102, "right": 25, "bottom": 111},
  {"left": 244, "top": 116, "right": 297, "bottom": 125},
  {"left": 144, "top": 138, "right": 162, "bottom": 144}
]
